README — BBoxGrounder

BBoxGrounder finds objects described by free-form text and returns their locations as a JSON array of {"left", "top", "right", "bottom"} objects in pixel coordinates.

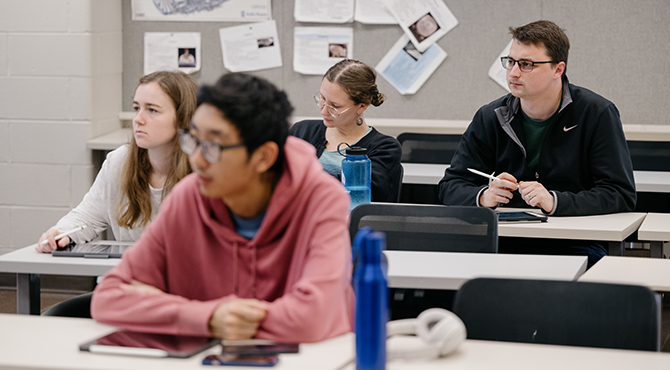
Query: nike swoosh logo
[{"left": 563, "top": 125, "right": 578, "bottom": 132}]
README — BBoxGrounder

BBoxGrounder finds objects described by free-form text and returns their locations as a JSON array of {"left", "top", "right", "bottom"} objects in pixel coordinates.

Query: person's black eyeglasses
[
  {"left": 178, "top": 129, "right": 244, "bottom": 164},
  {"left": 501, "top": 56, "right": 554, "bottom": 72}
]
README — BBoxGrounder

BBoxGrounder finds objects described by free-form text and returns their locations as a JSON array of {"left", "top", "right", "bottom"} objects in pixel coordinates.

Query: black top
[
  {"left": 290, "top": 120, "right": 403, "bottom": 202},
  {"left": 439, "top": 80, "right": 636, "bottom": 216}
]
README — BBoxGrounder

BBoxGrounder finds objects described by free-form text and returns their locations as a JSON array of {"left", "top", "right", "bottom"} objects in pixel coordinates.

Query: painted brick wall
[{"left": 0, "top": 0, "right": 122, "bottom": 254}]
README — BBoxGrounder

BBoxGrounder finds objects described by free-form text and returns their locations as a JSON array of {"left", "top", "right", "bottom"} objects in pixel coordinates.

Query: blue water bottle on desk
[
  {"left": 353, "top": 228, "right": 388, "bottom": 370},
  {"left": 342, "top": 146, "right": 371, "bottom": 212}
]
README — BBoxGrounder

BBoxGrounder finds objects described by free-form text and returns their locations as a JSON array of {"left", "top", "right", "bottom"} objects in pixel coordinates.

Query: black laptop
[{"left": 51, "top": 241, "right": 133, "bottom": 258}]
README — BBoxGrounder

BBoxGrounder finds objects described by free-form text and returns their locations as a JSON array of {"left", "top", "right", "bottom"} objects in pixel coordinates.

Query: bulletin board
[{"left": 121, "top": 0, "right": 670, "bottom": 126}]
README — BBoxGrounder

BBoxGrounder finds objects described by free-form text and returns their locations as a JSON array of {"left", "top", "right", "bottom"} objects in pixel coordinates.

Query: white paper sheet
[
  {"left": 383, "top": 0, "right": 458, "bottom": 52},
  {"left": 293, "top": 27, "right": 354, "bottom": 75},
  {"left": 219, "top": 21, "right": 282, "bottom": 72},
  {"left": 132, "top": 0, "right": 271, "bottom": 22},
  {"left": 144, "top": 32, "right": 201, "bottom": 75},
  {"left": 375, "top": 34, "right": 446, "bottom": 95},
  {"left": 354, "top": 0, "right": 396, "bottom": 24},
  {"left": 489, "top": 39, "right": 513, "bottom": 92},
  {"left": 294, "top": 0, "right": 354, "bottom": 23}
]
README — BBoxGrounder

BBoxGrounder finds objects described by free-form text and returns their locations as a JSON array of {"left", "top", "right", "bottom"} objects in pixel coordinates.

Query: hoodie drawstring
[
  {"left": 232, "top": 241, "right": 258, "bottom": 299},
  {"left": 251, "top": 244, "right": 258, "bottom": 299},
  {"left": 233, "top": 242, "right": 239, "bottom": 296}
]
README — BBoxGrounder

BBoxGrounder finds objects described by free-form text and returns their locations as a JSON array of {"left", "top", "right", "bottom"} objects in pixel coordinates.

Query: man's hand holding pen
[
  {"left": 478, "top": 172, "right": 554, "bottom": 213},
  {"left": 479, "top": 172, "right": 518, "bottom": 208}
]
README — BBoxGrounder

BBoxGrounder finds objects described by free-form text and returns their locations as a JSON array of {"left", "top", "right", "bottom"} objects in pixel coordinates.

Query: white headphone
[{"left": 386, "top": 308, "right": 467, "bottom": 360}]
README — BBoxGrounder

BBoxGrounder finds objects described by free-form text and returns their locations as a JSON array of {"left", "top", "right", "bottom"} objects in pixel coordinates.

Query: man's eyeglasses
[
  {"left": 178, "top": 129, "right": 244, "bottom": 164},
  {"left": 501, "top": 56, "right": 554, "bottom": 72},
  {"left": 313, "top": 92, "right": 355, "bottom": 119}
]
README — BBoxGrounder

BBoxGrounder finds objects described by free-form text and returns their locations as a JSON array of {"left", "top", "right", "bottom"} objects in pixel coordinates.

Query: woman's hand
[{"left": 35, "top": 228, "right": 71, "bottom": 253}]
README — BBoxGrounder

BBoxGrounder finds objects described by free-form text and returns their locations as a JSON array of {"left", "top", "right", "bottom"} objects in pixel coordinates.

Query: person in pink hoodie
[{"left": 91, "top": 73, "right": 354, "bottom": 343}]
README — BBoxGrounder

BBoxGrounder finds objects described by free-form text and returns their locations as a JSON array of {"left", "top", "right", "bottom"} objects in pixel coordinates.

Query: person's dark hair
[
  {"left": 197, "top": 73, "right": 293, "bottom": 175},
  {"left": 509, "top": 20, "right": 570, "bottom": 80},
  {"left": 324, "top": 59, "right": 385, "bottom": 107}
]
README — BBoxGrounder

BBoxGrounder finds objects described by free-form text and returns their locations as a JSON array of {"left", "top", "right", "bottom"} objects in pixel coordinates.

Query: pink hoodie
[{"left": 91, "top": 137, "right": 354, "bottom": 343}]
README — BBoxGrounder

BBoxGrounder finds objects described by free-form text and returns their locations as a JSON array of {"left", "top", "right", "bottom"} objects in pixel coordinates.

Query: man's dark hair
[
  {"left": 197, "top": 73, "right": 294, "bottom": 175},
  {"left": 509, "top": 20, "right": 570, "bottom": 80}
]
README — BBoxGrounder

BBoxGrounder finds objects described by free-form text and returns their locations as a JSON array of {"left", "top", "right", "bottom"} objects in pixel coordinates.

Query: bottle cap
[
  {"left": 362, "top": 231, "right": 385, "bottom": 264},
  {"left": 346, "top": 146, "right": 367, "bottom": 155}
]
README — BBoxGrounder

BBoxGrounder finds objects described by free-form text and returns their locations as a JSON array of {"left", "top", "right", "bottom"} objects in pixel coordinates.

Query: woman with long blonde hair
[{"left": 37, "top": 71, "right": 197, "bottom": 252}]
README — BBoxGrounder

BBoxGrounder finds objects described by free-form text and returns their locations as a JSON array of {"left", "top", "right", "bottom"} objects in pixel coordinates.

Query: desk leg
[
  {"left": 16, "top": 273, "right": 41, "bottom": 315},
  {"left": 650, "top": 241, "right": 663, "bottom": 259},
  {"left": 608, "top": 241, "right": 624, "bottom": 256}
]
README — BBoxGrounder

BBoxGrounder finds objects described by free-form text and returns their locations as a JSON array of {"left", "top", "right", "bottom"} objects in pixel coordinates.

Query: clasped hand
[
  {"left": 120, "top": 280, "right": 268, "bottom": 340},
  {"left": 209, "top": 299, "right": 268, "bottom": 340},
  {"left": 479, "top": 172, "right": 554, "bottom": 213}
]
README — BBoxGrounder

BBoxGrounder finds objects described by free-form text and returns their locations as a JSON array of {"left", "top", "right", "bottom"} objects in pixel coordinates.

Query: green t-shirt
[{"left": 521, "top": 103, "right": 561, "bottom": 170}]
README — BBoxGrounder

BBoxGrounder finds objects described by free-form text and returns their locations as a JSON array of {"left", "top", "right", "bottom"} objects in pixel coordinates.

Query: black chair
[
  {"left": 397, "top": 133, "right": 462, "bottom": 164},
  {"left": 626, "top": 141, "right": 670, "bottom": 171},
  {"left": 395, "top": 165, "right": 403, "bottom": 203},
  {"left": 627, "top": 140, "right": 670, "bottom": 213},
  {"left": 452, "top": 278, "right": 661, "bottom": 351},
  {"left": 42, "top": 292, "right": 93, "bottom": 318},
  {"left": 397, "top": 133, "right": 461, "bottom": 204},
  {"left": 350, "top": 203, "right": 498, "bottom": 319},
  {"left": 349, "top": 203, "right": 497, "bottom": 254}
]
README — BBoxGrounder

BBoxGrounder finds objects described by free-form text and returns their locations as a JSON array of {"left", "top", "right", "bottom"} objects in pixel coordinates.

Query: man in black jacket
[{"left": 439, "top": 20, "right": 635, "bottom": 266}]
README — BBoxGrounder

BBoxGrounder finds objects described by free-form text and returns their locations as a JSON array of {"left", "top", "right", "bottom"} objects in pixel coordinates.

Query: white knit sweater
[{"left": 54, "top": 144, "right": 163, "bottom": 244}]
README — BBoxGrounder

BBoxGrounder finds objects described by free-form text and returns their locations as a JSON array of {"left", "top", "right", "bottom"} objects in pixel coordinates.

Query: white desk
[
  {"left": 402, "top": 163, "right": 447, "bottom": 185},
  {"left": 0, "top": 314, "right": 349, "bottom": 370},
  {"left": 497, "top": 211, "right": 647, "bottom": 256},
  {"left": 3, "top": 315, "right": 669, "bottom": 370},
  {"left": 497, "top": 211, "right": 646, "bottom": 251},
  {"left": 578, "top": 256, "right": 670, "bottom": 292},
  {"left": 86, "top": 128, "right": 131, "bottom": 150},
  {"left": 638, "top": 213, "right": 670, "bottom": 258},
  {"left": 401, "top": 163, "right": 670, "bottom": 193},
  {"left": 634, "top": 171, "right": 670, "bottom": 193},
  {"left": 0, "top": 246, "right": 585, "bottom": 315},
  {"left": 340, "top": 334, "right": 670, "bottom": 370},
  {"left": 0, "top": 245, "right": 117, "bottom": 315},
  {"left": 384, "top": 251, "right": 586, "bottom": 290}
]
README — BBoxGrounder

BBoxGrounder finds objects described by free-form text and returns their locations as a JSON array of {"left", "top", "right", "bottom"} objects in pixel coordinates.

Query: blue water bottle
[
  {"left": 353, "top": 228, "right": 388, "bottom": 370},
  {"left": 342, "top": 146, "right": 371, "bottom": 211}
]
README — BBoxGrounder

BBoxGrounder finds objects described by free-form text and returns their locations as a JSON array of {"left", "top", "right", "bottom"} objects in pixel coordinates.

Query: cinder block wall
[{"left": 0, "top": 1, "right": 122, "bottom": 254}]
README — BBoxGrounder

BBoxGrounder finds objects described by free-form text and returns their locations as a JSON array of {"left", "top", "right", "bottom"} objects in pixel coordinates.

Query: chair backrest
[
  {"left": 626, "top": 140, "right": 670, "bottom": 171},
  {"left": 452, "top": 278, "right": 661, "bottom": 351},
  {"left": 397, "top": 133, "right": 462, "bottom": 164},
  {"left": 42, "top": 292, "right": 93, "bottom": 318},
  {"left": 395, "top": 165, "right": 403, "bottom": 202},
  {"left": 349, "top": 203, "right": 498, "bottom": 253}
]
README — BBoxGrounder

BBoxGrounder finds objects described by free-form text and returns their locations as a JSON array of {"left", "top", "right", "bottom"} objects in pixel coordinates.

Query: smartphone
[
  {"left": 220, "top": 342, "right": 299, "bottom": 356},
  {"left": 203, "top": 354, "right": 279, "bottom": 367}
]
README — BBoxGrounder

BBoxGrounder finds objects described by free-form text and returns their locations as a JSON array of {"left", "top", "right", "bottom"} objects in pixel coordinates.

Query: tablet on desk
[
  {"left": 79, "top": 330, "right": 220, "bottom": 358},
  {"left": 51, "top": 241, "right": 133, "bottom": 258},
  {"left": 497, "top": 211, "right": 548, "bottom": 223}
]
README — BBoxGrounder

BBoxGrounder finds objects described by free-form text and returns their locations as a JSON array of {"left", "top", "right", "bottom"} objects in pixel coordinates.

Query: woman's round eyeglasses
[{"left": 313, "top": 92, "right": 356, "bottom": 119}]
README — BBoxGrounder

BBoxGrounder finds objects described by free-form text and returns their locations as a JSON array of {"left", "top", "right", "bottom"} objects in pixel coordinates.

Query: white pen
[
  {"left": 467, "top": 168, "right": 499, "bottom": 182},
  {"left": 40, "top": 225, "right": 87, "bottom": 246}
]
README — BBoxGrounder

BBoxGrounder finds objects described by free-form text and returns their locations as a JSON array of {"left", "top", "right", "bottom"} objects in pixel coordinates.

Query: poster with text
[
  {"left": 294, "top": 27, "right": 353, "bottom": 75},
  {"left": 144, "top": 32, "right": 201, "bottom": 75},
  {"left": 132, "top": 0, "right": 271, "bottom": 22},
  {"left": 219, "top": 21, "right": 282, "bottom": 72}
]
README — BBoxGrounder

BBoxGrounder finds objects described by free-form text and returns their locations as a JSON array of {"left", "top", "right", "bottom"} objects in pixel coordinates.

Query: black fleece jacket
[{"left": 439, "top": 81, "right": 636, "bottom": 216}]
